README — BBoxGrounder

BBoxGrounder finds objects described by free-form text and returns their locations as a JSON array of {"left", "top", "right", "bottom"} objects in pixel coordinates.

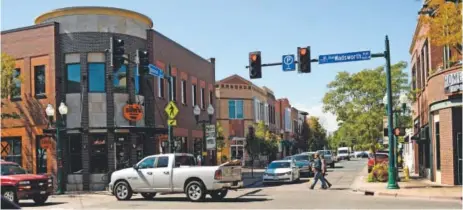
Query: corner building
[
  {"left": 406, "top": 2, "right": 462, "bottom": 186},
  {"left": 1, "top": 7, "right": 215, "bottom": 191}
]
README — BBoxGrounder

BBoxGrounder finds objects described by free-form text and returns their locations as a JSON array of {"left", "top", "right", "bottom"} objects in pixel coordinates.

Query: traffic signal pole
[{"left": 246, "top": 35, "right": 399, "bottom": 190}]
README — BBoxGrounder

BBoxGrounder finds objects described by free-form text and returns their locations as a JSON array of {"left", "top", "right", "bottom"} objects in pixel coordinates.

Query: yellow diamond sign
[{"left": 165, "top": 101, "right": 179, "bottom": 119}]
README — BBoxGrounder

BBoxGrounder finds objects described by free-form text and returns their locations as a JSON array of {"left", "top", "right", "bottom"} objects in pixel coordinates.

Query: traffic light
[
  {"left": 137, "top": 49, "right": 149, "bottom": 75},
  {"left": 249, "top": 51, "right": 262, "bottom": 79},
  {"left": 297, "top": 46, "right": 311, "bottom": 73},
  {"left": 110, "top": 37, "right": 125, "bottom": 70}
]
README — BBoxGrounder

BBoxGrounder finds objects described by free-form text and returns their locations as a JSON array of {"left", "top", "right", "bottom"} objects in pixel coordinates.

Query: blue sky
[{"left": 1, "top": 0, "right": 422, "bottom": 132}]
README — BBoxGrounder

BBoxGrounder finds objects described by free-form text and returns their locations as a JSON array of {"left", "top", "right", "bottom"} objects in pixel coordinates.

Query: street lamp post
[
  {"left": 45, "top": 102, "right": 68, "bottom": 195},
  {"left": 193, "top": 104, "right": 215, "bottom": 166}
]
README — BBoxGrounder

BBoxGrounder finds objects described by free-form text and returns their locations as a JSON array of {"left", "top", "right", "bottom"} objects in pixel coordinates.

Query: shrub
[
  {"left": 367, "top": 172, "right": 376, "bottom": 182},
  {"left": 370, "top": 162, "right": 389, "bottom": 182}
]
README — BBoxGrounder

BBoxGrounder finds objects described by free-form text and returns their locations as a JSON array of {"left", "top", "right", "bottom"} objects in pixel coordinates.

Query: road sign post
[{"left": 282, "top": 54, "right": 295, "bottom": 71}]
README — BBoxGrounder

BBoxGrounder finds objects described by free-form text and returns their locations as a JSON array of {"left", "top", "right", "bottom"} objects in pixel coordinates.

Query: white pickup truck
[{"left": 108, "top": 153, "right": 243, "bottom": 202}]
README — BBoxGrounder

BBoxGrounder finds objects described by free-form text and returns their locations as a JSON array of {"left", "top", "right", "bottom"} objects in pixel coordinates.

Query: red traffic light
[{"left": 299, "top": 48, "right": 307, "bottom": 56}]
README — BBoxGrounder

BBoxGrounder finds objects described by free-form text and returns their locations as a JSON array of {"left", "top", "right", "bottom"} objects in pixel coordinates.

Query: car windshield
[
  {"left": 318, "top": 150, "right": 331, "bottom": 155},
  {"left": 293, "top": 155, "right": 311, "bottom": 161},
  {"left": 1, "top": 164, "right": 27, "bottom": 175},
  {"left": 175, "top": 155, "right": 197, "bottom": 166},
  {"left": 338, "top": 150, "right": 348, "bottom": 154},
  {"left": 268, "top": 162, "right": 290, "bottom": 169},
  {"left": 283, "top": 156, "right": 293, "bottom": 160}
]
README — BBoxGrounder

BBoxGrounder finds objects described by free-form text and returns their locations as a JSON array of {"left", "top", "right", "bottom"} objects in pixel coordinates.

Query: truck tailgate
[{"left": 219, "top": 161, "right": 242, "bottom": 182}]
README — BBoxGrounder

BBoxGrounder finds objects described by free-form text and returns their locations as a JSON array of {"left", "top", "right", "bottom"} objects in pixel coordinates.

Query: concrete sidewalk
[{"left": 350, "top": 166, "right": 462, "bottom": 202}]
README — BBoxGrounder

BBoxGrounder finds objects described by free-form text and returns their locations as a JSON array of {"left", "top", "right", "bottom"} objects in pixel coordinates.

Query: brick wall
[{"left": 439, "top": 108, "right": 454, "bottom": 185}]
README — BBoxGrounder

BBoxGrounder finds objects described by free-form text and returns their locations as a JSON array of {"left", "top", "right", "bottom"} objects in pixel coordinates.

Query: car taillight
[{"left": 214, "top": 169, "right": 222, "bottom": 180}]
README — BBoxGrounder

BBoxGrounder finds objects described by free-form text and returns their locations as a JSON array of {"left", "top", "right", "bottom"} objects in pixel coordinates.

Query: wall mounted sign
[
  {"left": 444, "top": 71, "right": 462, "bottom": 94},
  {"left": 122, "top": 104, "right": 143, "bottom": 122}
]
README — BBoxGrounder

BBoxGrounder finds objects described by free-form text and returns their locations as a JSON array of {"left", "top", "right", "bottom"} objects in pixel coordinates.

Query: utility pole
[{"left": 385, "top": 36, "right": 399, "bottom": 189}]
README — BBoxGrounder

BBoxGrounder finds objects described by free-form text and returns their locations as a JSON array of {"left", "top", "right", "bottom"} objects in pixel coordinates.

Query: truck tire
[
  {"left": 33, "top": 195, "right": 48, "bottom": 205},
  {"left": 210, "top": 189, "right": 228, "bottom": 200},
  {"left": 185, "top": 181, "right": 206, "bottom": 202},
  {"left": 114, "top": 181, "right": 133, "bottom": 200},
  {"left": 2, "top": 188, "right": 18, "bottom": 204},
  {"left": 141, "top": 193, "right": 156, "bottom": 200}
]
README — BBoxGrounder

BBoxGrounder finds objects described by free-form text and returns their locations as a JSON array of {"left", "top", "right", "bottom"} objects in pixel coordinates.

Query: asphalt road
[{"left": 21, "top": 159, "right": 462, "bottom": 209}]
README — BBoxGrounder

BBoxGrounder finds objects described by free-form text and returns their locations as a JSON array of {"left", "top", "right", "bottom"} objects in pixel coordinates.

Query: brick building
[
  {"left": 215, "top": 75, "right": 280, "bottom": 164},
  {"left": 1, "top": 6, "right": 215, "bottom": 191},
  {"left": 406, "top": 1, "right": 462, "bottom": 185}
]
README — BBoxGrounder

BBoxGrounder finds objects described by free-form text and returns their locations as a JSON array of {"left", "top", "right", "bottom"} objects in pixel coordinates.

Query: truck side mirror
[{"left": 132, "top": 164, "right": 139, "bottom": 170}]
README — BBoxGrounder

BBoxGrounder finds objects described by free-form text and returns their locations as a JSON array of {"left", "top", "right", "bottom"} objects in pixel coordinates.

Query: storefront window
[
  {"left": 1, "top": 137, "right": 22, "bottom": 166},
  {"left": 113, "top": 65, "right": 127, "bottom": 93},
  {"left": 90, "top": 134, "right": 108, "bottom": 173},
  {"left": 68, "top": 134, "right": 82, "bottom": 174},
  {"left": 435, "top": 121, "right": 441, "bottom": 170},
  {"left": 36, "top": 136, "right": 48, "bottom": 174}
]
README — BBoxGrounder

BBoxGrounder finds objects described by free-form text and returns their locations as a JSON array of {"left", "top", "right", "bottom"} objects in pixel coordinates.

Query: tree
[
  {"left": 245, "top": 126, "right": 261, "bottom": 177},
  {"left": 1, "top": 53, "right": 21, "bottom": 119},
  {"left": 323, "top": 61, "right": 411, "bottom": 148},
  {"left": 420, "top": 0, "right": 462, "bottom": 61},
  {"left": 307, "top": 116, "right": 328, "bottom": 151}
]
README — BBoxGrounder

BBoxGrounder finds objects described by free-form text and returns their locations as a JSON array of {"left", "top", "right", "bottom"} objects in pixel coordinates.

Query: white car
[
  {"left": 108, "top": 153, "right": 243, "bottom": 202},
  {"left": 262, "top": 160, "right": 300, "bottom": 184}
]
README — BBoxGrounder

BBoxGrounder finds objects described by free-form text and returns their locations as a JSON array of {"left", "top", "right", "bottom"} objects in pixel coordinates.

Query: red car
[
  {"left": 367, "top": 153, "right": 389, "bottom": 173},
  {"left": 1, "top": 160, "right": 53, "bottom": 205}
]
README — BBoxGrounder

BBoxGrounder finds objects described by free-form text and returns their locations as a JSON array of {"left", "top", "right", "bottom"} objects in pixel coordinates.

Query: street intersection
[{"left": 21, "top": 159, "right": 462, "bottom": 209}]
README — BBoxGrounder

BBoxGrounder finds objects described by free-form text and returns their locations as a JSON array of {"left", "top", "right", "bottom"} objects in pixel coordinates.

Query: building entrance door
[
  {"left": 452, "top": 107, "right": 462, "bottom": 185},
  {"left": 115, "top": 135, "right": 130, "bottom": 170}
]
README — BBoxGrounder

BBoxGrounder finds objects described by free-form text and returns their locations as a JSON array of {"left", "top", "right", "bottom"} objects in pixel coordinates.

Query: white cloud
[{"left": 293, "top": 103, "right": 339, "bottom": 133}]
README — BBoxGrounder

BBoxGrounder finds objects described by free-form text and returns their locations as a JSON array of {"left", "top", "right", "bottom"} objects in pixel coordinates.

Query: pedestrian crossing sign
[{"left": 164, "top": 101, "right": 179, "bottom": 119}]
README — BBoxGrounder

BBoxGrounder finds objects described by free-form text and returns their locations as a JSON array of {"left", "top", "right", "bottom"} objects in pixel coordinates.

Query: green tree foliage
[
  {"left": 1, "top": 53, "right": 21, "bottom": 119},
  {"left": 323, "top": 61, "right": 411, "bottom": 149},
  {"left": 216, "top": 122, "right": 225, "bottom": 151},
  {"left": 307, "top": 116, "right": 327, "bottom": 151}
]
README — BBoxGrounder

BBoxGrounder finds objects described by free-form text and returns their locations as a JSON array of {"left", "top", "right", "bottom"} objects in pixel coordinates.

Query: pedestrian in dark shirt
[{"left": 310, "top": 153, "right": 327, "bottom": 190}]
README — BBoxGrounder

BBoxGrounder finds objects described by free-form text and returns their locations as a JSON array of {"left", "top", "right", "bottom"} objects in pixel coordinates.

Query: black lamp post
[
  {"left": 45, "top": 102, "right": 68, "bottom": 195},
  {"left": 193, "top": 104, "right": 215, "bottom": 165}
]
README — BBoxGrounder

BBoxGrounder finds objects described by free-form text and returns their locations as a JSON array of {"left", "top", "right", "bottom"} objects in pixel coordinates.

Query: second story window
[
  {"left": 12, "top": 68, "right": 21, "bottom": 98},
  {"left": 228, "top": 100, "right": 243, "bottom": 119},
  {"left": 113, "top": 65, "right": 127, "bottom": 93},
  {"left": 88, "top": 63, "right": 105, "bottom": 92},
  {"left": 66, "top": 64, "right": 81, "bottom": 93},
  {"left": 192, "top": 84, "right": 197, "bottom": 106},
  {"left": 172, "top": 76, "right": 177, "bottom": 101},
  {"left": 181, "top": 80, "right": 187, "bottom": 105},
  {"left": 34, "top": 65, "right": 46, "bottom": 96},
  {"left": 209, "top": 90, "right": 213, "bottom": 105},
  {"left": 200, "top": 87, "right": 205, "bottom": 109},
  {"left": 158, "top": 77, "right": 165, "bottom": 98}
]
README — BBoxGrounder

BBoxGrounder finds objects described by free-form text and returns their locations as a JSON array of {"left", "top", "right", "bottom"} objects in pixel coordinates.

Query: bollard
[{"left": 404, "top": 166, "right": 410, "bottom": 181}]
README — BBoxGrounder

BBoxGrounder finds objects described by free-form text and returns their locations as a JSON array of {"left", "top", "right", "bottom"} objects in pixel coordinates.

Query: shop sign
[
  {"left": 206, "top": 124, "right": 216, "bottom": 150},
  {"left": 40, "top": 138, "right": 52, "bottom": 149},
  {"left": 444, "top": 71, "right": 463, "bottom": 94},
  {"left": 122, "top": 104, "right": 143, "bottom": 122}
]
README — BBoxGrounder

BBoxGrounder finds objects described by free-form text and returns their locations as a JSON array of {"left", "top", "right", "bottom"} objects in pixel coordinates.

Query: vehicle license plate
[{"left": 40, "top": 191, "right": 46, "bottom": 194}]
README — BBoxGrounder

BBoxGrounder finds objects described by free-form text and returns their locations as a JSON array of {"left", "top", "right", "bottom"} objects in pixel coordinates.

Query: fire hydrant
[{"left": 403, "top": 165, "right": 410, "bottom": 181}]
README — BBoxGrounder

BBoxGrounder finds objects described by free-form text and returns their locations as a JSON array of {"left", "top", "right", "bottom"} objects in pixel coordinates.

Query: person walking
[
  {"left": 320, "top": 154, "right": 332, "bottom": 188},
  {"left": 310, "top": 153, "right": 327, "bottom": 190}
]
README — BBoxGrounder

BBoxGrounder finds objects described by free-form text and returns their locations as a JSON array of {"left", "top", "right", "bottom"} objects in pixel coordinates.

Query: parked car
[
  {"left": 0, "top": 160, "right": 53, "bottom": 205},
  {"left": 367, "top": 152, "right": 389, "bottom": 173},
  {"left": 317, "top": 150, "right": 335, "bottom": 168},
  {"left": 284, "top": 154, "right": 313, "bottom": 177},
  {"left": 109, "top": 153, "right": 243, "bottom": 202},
  {"left": 263, "top": 160, "right": 300, "bottom": 184}
]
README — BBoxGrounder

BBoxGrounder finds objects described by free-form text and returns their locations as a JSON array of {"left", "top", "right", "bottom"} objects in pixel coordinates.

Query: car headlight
[
  {"left": 286, "top": 171, "right": 291, "bottom": 175},
  {"left": 19, "top": 181, "right": 30, "bottom": 185}
]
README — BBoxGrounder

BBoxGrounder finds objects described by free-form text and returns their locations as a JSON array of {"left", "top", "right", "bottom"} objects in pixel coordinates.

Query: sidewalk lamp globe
[
  {"left": 399, "top": 93, "right": 408, "bottom": 111},
  {"left": 382, "top": 94, "right": 388, "bottom": 105},
  {"left": 58, "top": 102, "right": 68, "bottom": 115},
  {"left": 193, "top": 105, "right": 201, "bottom": 116},
  {"left": 207, "top": 104, "right": 215, "bottom": 115},
  {"left": 45, "top": 104, "right": 55, "bottom": 117}
]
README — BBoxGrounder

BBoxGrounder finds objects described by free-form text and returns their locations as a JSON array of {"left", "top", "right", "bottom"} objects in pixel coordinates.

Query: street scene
[
  {"left": 17, "top": 159, "right": 462, "bottom": 209},
  {"left": 1, "top": 0, "right": 462, "bottom": 209}
]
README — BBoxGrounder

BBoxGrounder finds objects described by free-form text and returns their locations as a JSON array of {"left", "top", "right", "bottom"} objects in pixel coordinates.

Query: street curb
[
  {"left": 52, "top": 191, "right": 111, "bottom": 197},
  {"left": 351, "top": 188, "right": 463, "bottom": 202}
]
